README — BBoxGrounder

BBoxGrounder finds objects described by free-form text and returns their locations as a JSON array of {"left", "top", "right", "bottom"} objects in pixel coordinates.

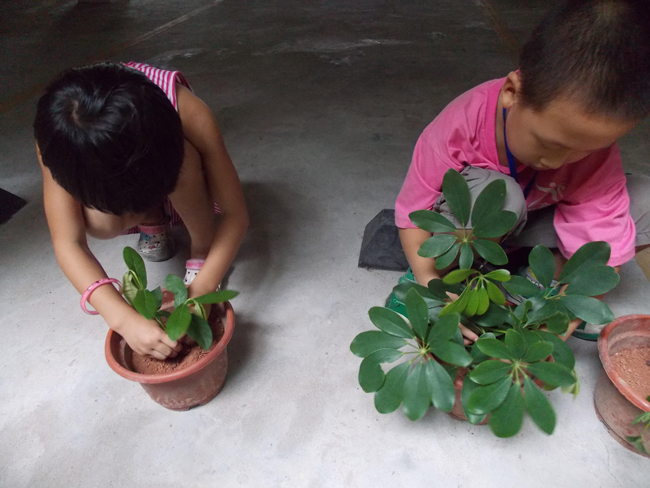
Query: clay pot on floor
[
  {"left": 447, "top": 368, "right": 489, "bottom": 425},
  {"left": 105, "top": 291, "right": 235, "bottom": 411},
  {"left": 595, "top": 314, "right": 650, "bottom": 456}
]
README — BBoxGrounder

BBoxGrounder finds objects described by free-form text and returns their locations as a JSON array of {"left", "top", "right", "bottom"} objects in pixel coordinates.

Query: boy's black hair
[
  {"left": 519, "top": 0, "right": 650, "bottom": 120},
  {"left": 34, "top": 63, "right": 184, "bottom": 215}
]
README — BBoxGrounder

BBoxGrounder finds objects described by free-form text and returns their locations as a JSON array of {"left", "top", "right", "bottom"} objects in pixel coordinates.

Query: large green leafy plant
[
  {"left": 351, "top": 169, "right": 619, "bottom": 437},
  {"left": 122, "top": 247, "right": 238, "bottom": 351}
]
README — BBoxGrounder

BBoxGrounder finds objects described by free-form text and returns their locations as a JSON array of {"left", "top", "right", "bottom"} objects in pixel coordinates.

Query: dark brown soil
[
  {"left": 611, "top": 346, "right": 650, "bottom": 398},
  {"left": 130, "top": 318, "right": 225, "bottom": 375}
]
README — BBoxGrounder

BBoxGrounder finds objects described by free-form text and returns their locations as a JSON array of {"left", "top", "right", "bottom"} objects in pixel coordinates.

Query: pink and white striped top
[{"left": 124, "top": 61, "right": 192, "bottom": 109}]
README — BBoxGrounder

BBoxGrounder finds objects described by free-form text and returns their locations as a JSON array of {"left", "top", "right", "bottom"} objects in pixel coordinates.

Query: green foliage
[
  {"left": 352, "top": 169, "right": 621, "bottom": 438},
  {"left": 120, "top": 246, "right": 238, "bottom": 352}
]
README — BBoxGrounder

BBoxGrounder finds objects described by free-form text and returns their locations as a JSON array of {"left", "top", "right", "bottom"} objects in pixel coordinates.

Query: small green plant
[
  {"left": 626, "top": 398, "right": 650, "bottom": 455},
  {"left": 122, "top": 246, "right": 238, "bottom": 351},
  {"left": 351, "top": 168, "right": 619, "bottom": 437}
]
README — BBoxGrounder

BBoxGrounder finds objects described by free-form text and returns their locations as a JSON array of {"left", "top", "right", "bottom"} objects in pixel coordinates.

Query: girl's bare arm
[{"left": 172, "top": 85, "right": 249, "bottom": 297}]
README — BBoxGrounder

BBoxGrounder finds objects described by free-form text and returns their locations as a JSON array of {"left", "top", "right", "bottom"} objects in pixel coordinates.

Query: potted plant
[
  {"left": 595, "top": 314, "right": 650, "bottom": 456},
  {"left": 105, "top": 247, "right": 238, "bottom": 411},
  {"left": 351, "top": 169, "right": 620, "bottom": 437}
]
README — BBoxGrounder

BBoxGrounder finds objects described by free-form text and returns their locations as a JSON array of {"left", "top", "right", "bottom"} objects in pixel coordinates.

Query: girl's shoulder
[{"left": 123, "top": 62, "right": 192, "bottom": 110}]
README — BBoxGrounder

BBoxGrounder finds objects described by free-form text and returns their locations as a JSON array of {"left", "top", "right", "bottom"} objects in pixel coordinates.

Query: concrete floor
[{"left": 1, "top": 0, "right": 650, "bottom": 486}]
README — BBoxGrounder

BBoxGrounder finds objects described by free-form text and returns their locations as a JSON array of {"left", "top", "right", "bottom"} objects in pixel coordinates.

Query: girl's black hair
[
  {"left": 519, "top": 0, "right": 650, "bottom": 120},
  {"left": 34, "top": 63, "right": 184, "bottom": 215}
]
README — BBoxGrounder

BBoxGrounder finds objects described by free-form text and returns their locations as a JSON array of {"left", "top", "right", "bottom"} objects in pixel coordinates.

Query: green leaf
[
  {"left": 459, "top": 243, "right": 473, "bottom": 270},
  {"left": 151, "top": 286, "right": 163, "bottom": 310},
  {"left": 484, "top": 269, "right": 511, "bottom": 282},
  {"left": 425, "top": 359, "right": 456, "bottom": 412},
  {"left": 469, "top": 360, "right": 512, "bottom": 385},
  {"left": 461, "top": 377, "right": 487, "bottom": 424},
  {"left": 472, "top": 303, "right": 513, "bottom": 329},
  {"left": 156, "top": 310, "right": 171, "bottom": 319},
  {"left": 409, "top": 210, "right": 457, "bottom": 233},
  {"left": 514, "top": 300, "right": 533, "bottom": 323},
  {"left": 430, "top": 340, "right": 473, "bottom": 367},
  {"left": 403, "top": 362, "right": 431, "bottom": 421},
  {"left": 529, "top": 245, "right": 556, "bottom": 289},
  {"left": 476, "top": 286, "right": 490, "bottom": 316},
  {"left": 537, "top": 331, "right": 575, "bottom": 370},
  {"left": 427, "top": 279, "right": 455, "bottom": 300},
  {"left": 489, "top": 382, "right": 525, "bottom": 438},
  {"left": 522, "top": 341, "right": 554, "bottom": 363},
  {"left": 368, "top": 307, "right": 414, "bottom": 339},
  {"left": 472, "top": 239, "right": 508, "bottom": 266},
  {"left": 485, "top": 281, "right": 506, "bottom": 306},
  {"left": 166, "top": 304, "right": 192, "bottom": 341},
  {"left": 133, "top": 289, "right": 159, "bottom": 320},
  {"left": 526, "top": 362, "right": 576, "bottom": 388},
  {"left": 442, "top": 169, "right": 471, "bottom": 226},
  {"left": 443, "top": 268, "right": 478, "bottom": 284},
  {"left": 476, "top": 338, "right": 514, "bottom": 360},
  {"left": 465, "top": 288, "right": 479, "bottom": 316},
  {"left": 165, "top": 274, "right": 188, "bottom": 308},
  {"left": 559, "top": 241, "right": 611, "bottom": 284},
  {"left": 358, "top": 349, "right": 402, "bottom": 393},
  {"left": 374, "top": 362, "right": 409, "bottom": 414},
  {"left": 418, "top": 234, "right": 457, "bottom": 259},
  {"left": 393, "top": 282, "right": 445, "bottom": 306},
  {"left": 503, "top": 275, "right": 542, "bottom": 298},
  {"left": 193, "top": 289, "right": 239, "bottom": 304},
  {"left": 505, "top": 329, "right": 526, "bottom": 359},
  {"left": 523, "top": 377, "right": 556, "bottom": 434},
  {"left": 472, "top": 211, "right": 518, "bottom": 239},
  {"left": 405, "top": 289, "right": 430, "bottom": 340},
  {"left": 187, "top": 314, "right": 213, "bottom": 350},
  {"left": 543, "top": 312, "right": 570, "bottom": 335},
  {"left": 122, "top": 271, "right": 138, "bottom": 306},
  {"left": 560, "top": 295, "right": 615, "bottom": 325},
  {"left": 350, "top": 331, "right": 406, "bottom": 358},
  {"left": 467, "top": 377, "right": 512, "bottom": 414},
  {"left": 435, "top": 243, "right": 461, "bottom": 270},
  {"left": 564, "top": 265, "right": 620, "bottom": 296},
  {"left": 471, "top": 179, "right": 506, "bottom": 226},
  {"left": 428, "top": 313, "right": 461, "bottom": 343},
  {"left": 123, "top": 246, "right": 147, "bottom": 289}
]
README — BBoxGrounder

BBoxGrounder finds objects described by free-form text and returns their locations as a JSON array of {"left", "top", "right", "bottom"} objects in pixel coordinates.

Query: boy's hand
[
  {"left": 445, "top": 291, "right": 479, "bottom": 345},
  {"left": 114, "top": 314, "right": 182, "bottom": 360}
]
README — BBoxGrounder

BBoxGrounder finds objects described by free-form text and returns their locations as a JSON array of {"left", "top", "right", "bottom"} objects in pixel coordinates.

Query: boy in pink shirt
[{"left": 395, "top": 0, "right": 650, "bottom": 341}]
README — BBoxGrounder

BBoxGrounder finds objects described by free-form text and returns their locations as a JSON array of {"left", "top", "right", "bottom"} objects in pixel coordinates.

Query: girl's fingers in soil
[
  {"left": 157, "top": 343, "right": 178, "bottom": 359},
  {"left": 161, "top": 335, "right": 182, "bottom": 352},
  {"left": 149, "top": 350, "right": 168, "bottom": 361}
]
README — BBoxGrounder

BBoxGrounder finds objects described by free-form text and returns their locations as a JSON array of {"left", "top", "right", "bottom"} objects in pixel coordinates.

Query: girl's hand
[{"left": 114, "top": 314, "right": 182, "bottom": 360}]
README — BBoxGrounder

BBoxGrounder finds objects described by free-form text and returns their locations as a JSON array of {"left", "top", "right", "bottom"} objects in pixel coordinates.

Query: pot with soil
[
  {"left": 104, "top": 247, "right": 239, "bottom": 411},
  {"left": 595, "top": 314, "right": 650, "bottom": 456}
]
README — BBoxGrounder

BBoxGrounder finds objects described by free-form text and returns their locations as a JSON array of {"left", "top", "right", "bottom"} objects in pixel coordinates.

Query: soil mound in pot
[
  {"left": 611, "top": 346, "right": 650, "bottom": 398},
  {"left": 131, "top": 319, "right": 225, "bottom": 375}
]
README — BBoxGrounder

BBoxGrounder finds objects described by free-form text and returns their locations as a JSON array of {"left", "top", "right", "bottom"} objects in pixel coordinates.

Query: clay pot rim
[
  {"left": 598, "top": 314, "right": 650, "bottom": 411},
  {"left": 104, "top": 301, "right": 235, "bottom": 384}
]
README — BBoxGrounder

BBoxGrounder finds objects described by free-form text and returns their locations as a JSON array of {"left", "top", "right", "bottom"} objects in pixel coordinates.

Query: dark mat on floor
[
  {"left": 358, "top": 209, "right": 409, "bottom": 271},
  {"left": 0, "top": 188, "right": 27, "bottom": 225}
]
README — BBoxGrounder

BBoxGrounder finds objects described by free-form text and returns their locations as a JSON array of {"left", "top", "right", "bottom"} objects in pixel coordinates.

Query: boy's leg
[
  {"left": 626, "top": 174, "right": 650, "bottom": 251},
  {"left": 386, "top": 166, "right": 528, "bottom": 315}
]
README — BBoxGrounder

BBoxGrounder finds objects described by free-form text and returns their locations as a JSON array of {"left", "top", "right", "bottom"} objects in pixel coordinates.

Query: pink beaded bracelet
[{"left": 80, "top": 278, "right": 122, "bottom": 315}]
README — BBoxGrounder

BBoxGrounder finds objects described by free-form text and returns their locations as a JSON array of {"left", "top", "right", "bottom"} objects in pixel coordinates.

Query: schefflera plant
[
  {"left": 122, "top": 246, "right": 238, "bottom": 351},
  {"left": 351, "top": 168, "right": 620, "bottom": 438}
]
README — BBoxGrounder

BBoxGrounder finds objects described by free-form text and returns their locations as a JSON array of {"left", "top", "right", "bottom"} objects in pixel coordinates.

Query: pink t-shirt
[{"left": 395, "top": 78, "right": 635, "bottom": 266}]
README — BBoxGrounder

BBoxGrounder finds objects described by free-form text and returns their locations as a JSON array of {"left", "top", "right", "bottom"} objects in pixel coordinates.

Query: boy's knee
[
  {"left": 463, "top": 166, "right": 527, "bottom": 225},
  {"left": 627, "top": 174, "right": 650, "bottom": 244}
]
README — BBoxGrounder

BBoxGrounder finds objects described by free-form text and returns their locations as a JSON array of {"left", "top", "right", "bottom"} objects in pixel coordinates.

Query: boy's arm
[
  {"left": 399, "top": 227, "right": 442, "bottom": 285},
  {"left": 174, "top": 85, "right": 249, "bottom": 297},
  {"left": 38, "top": 149, "right": 181, "bottom": 359}
]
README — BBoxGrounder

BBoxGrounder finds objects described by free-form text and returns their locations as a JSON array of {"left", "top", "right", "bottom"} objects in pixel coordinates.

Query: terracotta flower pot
[
  {"left": 595, "top": 314, "right": 650, "bottom": 456},
  {"left": 447, "top": 368, "right": 490, "bottom": 425},
  {"left": 105, "top": 292, "right": 236, "bottom": 411}
]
